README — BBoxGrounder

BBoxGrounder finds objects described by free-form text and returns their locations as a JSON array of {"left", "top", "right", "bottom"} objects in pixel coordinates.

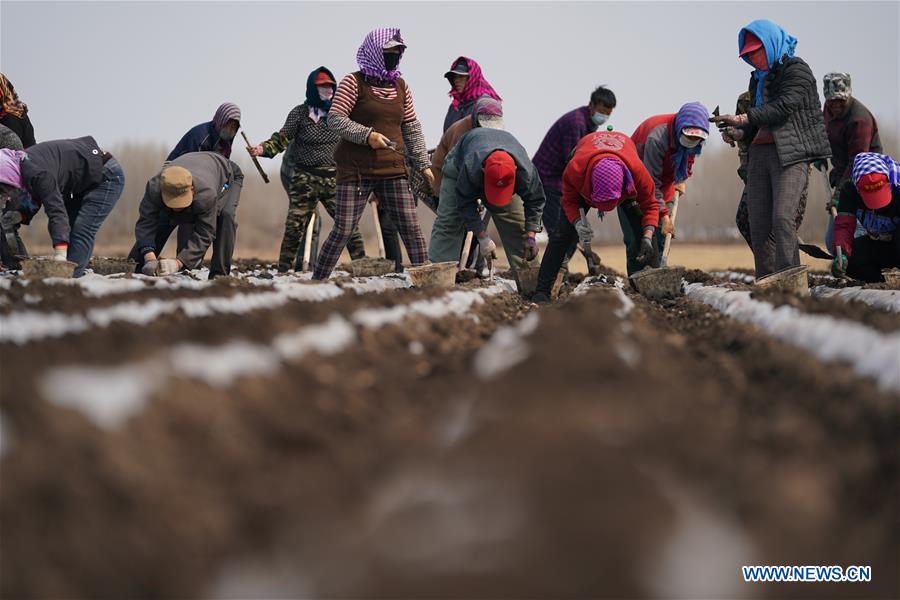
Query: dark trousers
[
  {"left": 617, "top": 199, "right": 662, "bottom": 276},
  {"left": 541, "top": 185, "right": 578, "bottom": 267},
  {"left": 536, "top": 215, "right": 578, "bottom": 296},
  {"left": 847, "top": 235, "right": 900, "bottom": 283},
  {"left": 128, "top": 175, "right": 242, "bottom": 279}
]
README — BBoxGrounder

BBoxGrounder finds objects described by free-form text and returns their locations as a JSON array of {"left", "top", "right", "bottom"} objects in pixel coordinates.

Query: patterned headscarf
[
  {"left": 852, "top": 153, "right": 900, "bottom": 191},
  {"left": 0, "top": 148, "right": 33, "bottom": 209},
  {"left": 0, "top": 74, "right": 27, "bottom": 119},
  {"left": 589, "top": 158, "right": 635, "bottom": 211},
  {"left": 211, "top": 102, "right": 241, "bottom": 158},
  {"left": 672, "top": 102, "right": 709, "bottom": 182},
  {"left": 356, "top": 28, "right": 406, "bottom": 84},
  {"left": 447, "top": 57, "right": 502, "bottom": 110}
]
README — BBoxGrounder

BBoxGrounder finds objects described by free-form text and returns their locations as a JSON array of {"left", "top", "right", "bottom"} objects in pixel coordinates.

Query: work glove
[
  {"left": 158, "top": 258, "right": 181, "bottom": 275},
  {"left": 0, "top": 210, "right": 22, "bottom": 229},
  {"left": 52, "top": 244, "right": 68, "bottom": 262},
  {"left": 825, "top": 187, "right": 841, "bottom": 213},
  {"left": 831, "top": 249, "right": 848, "bottom": 278},
  {"left": 478, "top": 234, "right": 497, "bottom": 258},
  {"left": 635, "top": 236, "right": 660, "bottom": 268},
  {"left": 141, "top": 259, "right": 160, "bottom": 276},
  {"left": 574, "top": 218, "right": 593, "bottom": 246},
  {"left": 523, "top": 235, "right": 538, "bottom": 261}
]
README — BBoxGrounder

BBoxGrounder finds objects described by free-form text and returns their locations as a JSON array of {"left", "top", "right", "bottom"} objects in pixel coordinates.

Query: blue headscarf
[
  {"left": 672, "top": 102, "right": 710, "bottom": 182},
  {"left": 738, "top": 19, "right": 797, "bottom": 106}
]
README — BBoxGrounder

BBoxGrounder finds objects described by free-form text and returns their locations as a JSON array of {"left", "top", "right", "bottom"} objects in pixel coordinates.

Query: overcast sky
[{"left": 2, "top": 0, "right": 898, "bottom": 164}]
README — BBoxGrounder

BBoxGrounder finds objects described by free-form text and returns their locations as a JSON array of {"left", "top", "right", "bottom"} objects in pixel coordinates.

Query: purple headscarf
[
  {"left": 211, "top": 102, "right": 241, "bottom": 158},
  {"left": 0, "top": 148, "right": 34, "bottom": 210},
  {"left": 672, "top": 102, "right": 709, "bottom": 182},
  {"left": 0, "top": 148, "right": 26, "bottom": 189},
  {"left": 590, "top": 158, "right": 634, "bottom": 211},
  {"left": 356, "top": 28, "right": 406, "bottom": 84}
]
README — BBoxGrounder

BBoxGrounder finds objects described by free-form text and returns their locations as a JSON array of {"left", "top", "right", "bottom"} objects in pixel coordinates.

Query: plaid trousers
[
  {"left": 746, "top": 144, "right": 809, "bottom": 277},
  {"left": 313, "top": 177, "right": 427, "bottom": 279}
]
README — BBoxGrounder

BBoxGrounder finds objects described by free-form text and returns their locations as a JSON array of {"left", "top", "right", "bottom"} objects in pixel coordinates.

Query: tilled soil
[{"left": 0, "top": 266, "right": 897, "bottom": 599}]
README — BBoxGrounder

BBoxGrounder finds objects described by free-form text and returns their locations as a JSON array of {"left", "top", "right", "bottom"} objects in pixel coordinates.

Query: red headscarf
[{"left": 447, "top": 57, "right": 502, "bottom": 109}]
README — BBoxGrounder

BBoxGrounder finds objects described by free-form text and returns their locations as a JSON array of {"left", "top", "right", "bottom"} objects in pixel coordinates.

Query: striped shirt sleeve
[{"left": 330, "top": 74, "right": 359, "bottom": 117}]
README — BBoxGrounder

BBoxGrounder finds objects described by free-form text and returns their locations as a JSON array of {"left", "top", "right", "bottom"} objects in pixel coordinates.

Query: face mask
[
  {"left": 591, "top": 112, "right": 609, "bottom": 128},
  {"left": 219, "top": 128, "right": 236, "bottom": 141},
  {"left": 317, "top": 86, "right": 334, "bottom": 101},
  {"left": 679, "top": 134, "right": 702, "bottom": 148},
  {"left": 383, "top": 52, "right": 401, "bottom": 71}
]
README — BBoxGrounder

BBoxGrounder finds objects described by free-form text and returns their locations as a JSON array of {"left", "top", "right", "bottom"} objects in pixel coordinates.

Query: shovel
[
  {"left": 578, "top": 208, "right": 601, "bottom": 275},
  {"left": 301, "top": 211, "right": 318, "bottom": 271},
  {"left": 349, "top": 196, "right": 395, "bottom": 277},
  {"left": 629, "top": 194, "right": 685, "bottom": 300},
  {"left": 241, "top": 131, "right": 270, "bottom": 184}
]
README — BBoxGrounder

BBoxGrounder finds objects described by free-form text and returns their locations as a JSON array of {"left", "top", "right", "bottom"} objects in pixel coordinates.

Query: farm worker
[
  {"left": 712, "top": 19, "right": 830, "bottom": 278},
  {"left": 442, "top": 56, "right": 502, "bottom": 133},
  {"left": 732, "top": 91, "right": 810, "bottom": 250},
  {"left": 167, "top": 102, "right": 241, "bottom": 161},
  {"left": 431, "top": 97, "right": 504, "bottom": 194},
  {"left": 129, "top": 152, "right": 243, "bottom": 279},
  {"left": 0, "top": 73, "right": 36, "bottom": 148},
  {"left": 831, "top": 153, "right": 900, "bottom": 282},
  {"left": 428, "top": 126, "right": 545, "bottom": 271},
  {"left": 532, "top": 130, "right": 659, "bottom": 303},
  {"left": 822, "top": 72, "right": 882, "bottom": 252},
  {"left": 247, "top": 67, "right": 366, "bottom": 272},
  {"left": 628, "top": 102, "right": 710, "bottom": 275},
  {"left": 0, "top": 137, "right": 124, "bottom": 277},
  {"left": 313, "top": 28, "right": 432, "bottom": 280},
  {"left": 532, "top": 85, "right": 617, "bottom": 268}
]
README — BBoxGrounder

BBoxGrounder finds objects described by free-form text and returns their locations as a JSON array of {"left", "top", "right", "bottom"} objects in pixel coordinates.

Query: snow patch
[
  {"left": 42, "top": 364, "right": 165, "bottom": 428},
  {"left": 711, "top": 271, "right": 755, "bottom": 284},
  {"left": 0, "top": 282, "right": 345, "bottom": 344},
  {"left": 811, "top": 285, "right": 900, "bottom": 313},
  {"left": 687, "top": 283, "right": 900, "bottom": 392},
  {"left": 40, "top": 286, "right": 515, "bottom": 428},
  {"left": 474, "top": 312, "right": 540, "bottom": 379}
]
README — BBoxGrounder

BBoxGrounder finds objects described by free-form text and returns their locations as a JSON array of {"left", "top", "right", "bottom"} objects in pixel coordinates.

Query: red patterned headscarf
[{"left": 447, "top": 57, "right": 501, "bottom": 109}]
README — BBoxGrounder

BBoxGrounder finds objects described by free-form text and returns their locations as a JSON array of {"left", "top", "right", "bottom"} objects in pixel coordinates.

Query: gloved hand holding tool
[
  {"left": 577, "top": 207, "right": 600, "bottom": 275},
  {"left": 831, "top": 245, "right": 848, "bottom": 278}
]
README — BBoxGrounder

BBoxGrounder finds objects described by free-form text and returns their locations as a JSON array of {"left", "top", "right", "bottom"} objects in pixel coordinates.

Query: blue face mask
[{"left": 591, "top": 112, "right": 609, "bottom": 128}]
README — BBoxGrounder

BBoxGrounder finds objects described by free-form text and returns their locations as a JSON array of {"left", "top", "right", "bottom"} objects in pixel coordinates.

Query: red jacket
[
  {"left": 631, "top": 114, "right": 695, "bottom": 216},
  {"left": 561, "top": 131, "right": 658, "bottom": 228}
]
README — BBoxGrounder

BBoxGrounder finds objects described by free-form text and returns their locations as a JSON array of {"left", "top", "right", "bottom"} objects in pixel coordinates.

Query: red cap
[
  {"left": 740, "top": 31, "right": 763, "bottom": 56},
  {"left": 483, "top": 151, "right": 516, "bottom": 206},
  {"left": 857, "top": 173, "right": 892, "bottom": 209},
  {"left": 314, "top": 71, "right": 336, "bottom": 86}
]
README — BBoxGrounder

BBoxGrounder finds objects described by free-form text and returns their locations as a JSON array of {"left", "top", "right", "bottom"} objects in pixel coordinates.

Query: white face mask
[
  {"left": 679, "top": 133, "right": 702, "bottom": 148},
  {"left": 317, "top": 86, "right": 334, "bottom": 101},
  {"left": 591, "top": 112, "right": 609, "bottom": 128},
  {"left": 477, "top": 115, "right": 505, "bottom": 130}
]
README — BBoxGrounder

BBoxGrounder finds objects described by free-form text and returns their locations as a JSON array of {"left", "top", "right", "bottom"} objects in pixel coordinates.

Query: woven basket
[
  {"left": 629, "top": 266, "right": 685, "bottom": 300},
  {"left": 407, "top": 261, "right": 458, "bottom": 288},
  {"left": 20, "top": 257, "right": 76, "bottom": 279},
  {"left": 755, "top": 265, "right": 809, "bottom": 294}
]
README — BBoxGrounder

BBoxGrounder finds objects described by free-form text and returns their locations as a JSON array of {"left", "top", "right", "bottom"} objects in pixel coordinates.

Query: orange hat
[
  {"left": 740, "top": 31, "right": 763, "bottom": 56},
  {"left": 857, "top": 172, "right": 892, "bottom": 209},
  {"left": 483, "top": 151, "right": 516, "bottom": 206},
  {"left": 314, "top": 71, "right": 336, "bottom": 86}
]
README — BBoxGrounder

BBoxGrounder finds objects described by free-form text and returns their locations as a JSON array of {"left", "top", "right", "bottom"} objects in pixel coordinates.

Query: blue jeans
[{"left": 67, "top": 157, "right": 125, "bottom": 276}]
